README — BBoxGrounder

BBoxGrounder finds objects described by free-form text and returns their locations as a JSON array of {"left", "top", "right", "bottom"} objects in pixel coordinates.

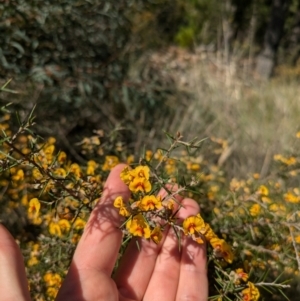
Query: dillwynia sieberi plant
[{"left": 0, "top": 94, "right": 295, "bottom": 300}]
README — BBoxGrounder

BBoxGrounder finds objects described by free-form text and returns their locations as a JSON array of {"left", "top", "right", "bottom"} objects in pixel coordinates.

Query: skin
[{"left": 0, "top": 164, "right": 208, "bottom": 301}]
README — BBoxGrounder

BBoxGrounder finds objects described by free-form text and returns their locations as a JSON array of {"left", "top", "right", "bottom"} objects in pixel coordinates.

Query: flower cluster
[
  {"left": 114, "top": 164, "right": 234, "bottom": 264},
  {"left": 114, "top": 165, "right": 167, "bottom": 244}
]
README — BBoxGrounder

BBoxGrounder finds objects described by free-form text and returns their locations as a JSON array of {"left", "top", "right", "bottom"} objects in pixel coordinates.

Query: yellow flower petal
[
  {"left": 114, "top": 196, "right": 125, "bottom": 208},
  {"left": 183, "top": 214, "right": 205, "bottom": 235},
  {"left": 151, "top": 226, "right": 163, "bottom": 244},
  {"left": 210, "top": 237, "right": 234, "bottom": 263},
  {"left": 139, "top": 195, "right": 162, "bottom": 211},
  {"left": 129, "top": 177, "right": 152, "bottom": 193},
  {"left": 126, "top": 214, "right": 151, "bottom": 239},
  {"left": 28, "top": 198, "right": 41, "bottom": 218}
]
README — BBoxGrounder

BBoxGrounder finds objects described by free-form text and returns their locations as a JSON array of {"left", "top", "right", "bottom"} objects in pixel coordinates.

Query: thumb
[{"left": 0, "top": 224, "right": 31, "bottom": 301}]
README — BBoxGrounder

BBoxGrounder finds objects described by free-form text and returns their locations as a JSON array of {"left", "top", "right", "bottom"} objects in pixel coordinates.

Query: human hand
[{"left": 0, "top": 164, "right": 208, "bottom": 301}]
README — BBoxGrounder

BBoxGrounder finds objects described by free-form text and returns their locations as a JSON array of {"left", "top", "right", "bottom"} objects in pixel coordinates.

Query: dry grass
[{"left": 142, "top": 48, "right": 300, "bottom": 179}]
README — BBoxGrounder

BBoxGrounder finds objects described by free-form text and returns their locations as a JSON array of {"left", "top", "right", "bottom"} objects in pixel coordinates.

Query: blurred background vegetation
[{"left": 1, "top": 0, "right": 300, "bottom": 178}]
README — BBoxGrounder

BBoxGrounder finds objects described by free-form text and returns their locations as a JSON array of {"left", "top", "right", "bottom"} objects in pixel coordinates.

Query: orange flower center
[
  {"left": 138, "top": 171, "right": 145, "bottom": 177},
  {"left": 135, "top": 182, "right": 145, "bottom": 190},
  {"left": 189, "top": 223, "right": 196, "bottom": 231}
]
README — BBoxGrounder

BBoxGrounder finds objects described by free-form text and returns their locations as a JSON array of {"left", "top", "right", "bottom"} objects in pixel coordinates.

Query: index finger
[{"left": 73, "top": 163, "right": 131, "bottom": 273}]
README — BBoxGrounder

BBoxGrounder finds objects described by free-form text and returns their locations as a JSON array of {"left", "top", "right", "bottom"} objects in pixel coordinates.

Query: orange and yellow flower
[
  {"left": 44, "top": 272, "right": 62, "bottom": 291},
  {"left": 257, "top": 185, "right": 269, "bottom": 196},
  {"left": 129, "top": 177, "right": 152, "bottom": 193},
  {"left": 249, "top": 204, "right": 261, "bottom": 217},
  {"left": 87, "top": 160, "right": 98, "bottom": 175},
  {"left": 102, "top": 156, "right": 119, "bottom": 171},
  {"left": 49, "top": 222, "right": 62, "bottom": 237},
  {"left": 73, "top": 218, "right": 86, "bottom": 230},
  {"left": 202, "top": 223, "right": 218, "bottom": 242},
  {"left": 210, "top": 237, "right": 234, "bottom": 264},
  {"left": 132, "top": 165, "right": 150, "bottom": 179},
  {"left": 241, "top": 282, "right": 260, "bottom": 301},
  {"left": 183, "top": 214, "right": 205, "bottom": 235},
  {"left": 235, "top": 268, "right": 249, "bottom": 283},
  {"left": 126, "top": 214, "right": 151, "bottom": 238},
  {"left": 58, "top": 219, "right": 71, "bottom": 233},
  {"left": 28, "top": 198, "right": 41, "bottom": 218},
  {"left": 120, "top": 166, "right": 133, "bottom": 184},
  {"left": 150, "top": 226, "right": 163, "bottom": 244},
  {"left": 284, "top": 191, "right": 300, "bottom": 203},
  {"left": 114, "top": 196, "right": 131, "bottom": 217},
  {"left": 11, "top": 169, "right": 24, "bottom": 181},
  {"left": 53, "top": 168, "right": 67, "bottom": 178},
  {"left": 114, "top": 196, "right": 126, "bottom": 208},
  {"left": 139, "top": 195, "right": 162, "bottom": 211},
  {"left": 69, "top": 163, "right": 82, "bottom": 179}
]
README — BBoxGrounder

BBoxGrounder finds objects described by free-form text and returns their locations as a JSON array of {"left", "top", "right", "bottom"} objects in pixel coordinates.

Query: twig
[
  {"left": 255, "top": 282, "right": 290, "bottom": 289},
  {"left": 288, "top": 225, "right": 300, "bottom": 274}
]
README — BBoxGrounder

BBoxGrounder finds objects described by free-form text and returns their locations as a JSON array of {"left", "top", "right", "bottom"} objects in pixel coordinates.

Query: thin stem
[
  {"left": 288, "top": 225, "right": 300, "bottom": 274},
  {"left": 255, "top": 282, "right": 290, "bottom": 289}
]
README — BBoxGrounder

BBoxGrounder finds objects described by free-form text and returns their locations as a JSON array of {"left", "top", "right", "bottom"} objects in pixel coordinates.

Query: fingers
[
  {"left": 114, "top": 186, "right": 184, "bottom": 300},
  {"left": 143, "top": 198, "right": 207, "bottom": 301},
  {"left": 57, "top": 164, "right": 130, "bottom": 301},
  {"left": 0, "top": 224, "right": 31, "bottom": 301},
  {"left": 72, "top": 163, "right": 131, "bottom": 272}
]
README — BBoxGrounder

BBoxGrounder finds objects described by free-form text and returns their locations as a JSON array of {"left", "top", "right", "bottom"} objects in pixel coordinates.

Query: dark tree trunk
[
  {"left": 255, "top": 0, "right": 290, "bottom": 79},
  {"left": 288, "top": 7, "right": 300, "bottom": 66}
]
